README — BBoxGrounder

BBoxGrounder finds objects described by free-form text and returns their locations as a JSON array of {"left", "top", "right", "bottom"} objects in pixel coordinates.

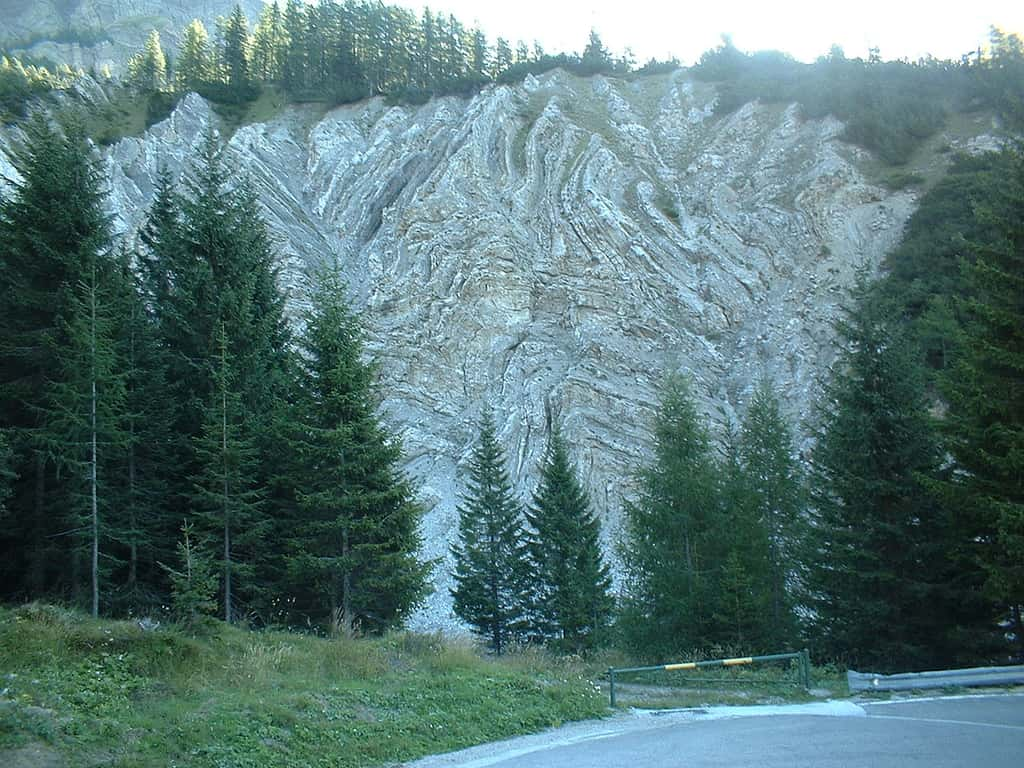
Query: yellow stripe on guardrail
[
  {"left": 663, "top": 662, "right": 697, "bottom": 671},
  {"left": 722, "top": 657, "right": 754, "bottom": 666}
]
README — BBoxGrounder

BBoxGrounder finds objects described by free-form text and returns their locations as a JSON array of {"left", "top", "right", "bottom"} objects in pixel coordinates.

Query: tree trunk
[
  {"left": 90, "top": 269, "right": 99, "bottom": 619},
  {"left": 221, "top": 330, "right": 232, "bottom": 624},
  {"left": 29, "top": 451, "right": 46, "bottom": 595},
  {"left": 341, "top": 528, "right": 353, "bottom": 637}
]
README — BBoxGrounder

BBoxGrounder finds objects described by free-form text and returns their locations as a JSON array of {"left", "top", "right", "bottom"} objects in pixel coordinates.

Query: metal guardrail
[
  {"left": 847, "top": 664, "right": 1024, "bottom": 692},
  {"left": 608, "top": 649, "right": 811, "bottom": 707}
]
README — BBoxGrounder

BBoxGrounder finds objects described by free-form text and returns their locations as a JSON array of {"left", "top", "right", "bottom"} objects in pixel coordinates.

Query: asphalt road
[{"left": 406, "top": 694, "right": 1024, "bottom": 768}]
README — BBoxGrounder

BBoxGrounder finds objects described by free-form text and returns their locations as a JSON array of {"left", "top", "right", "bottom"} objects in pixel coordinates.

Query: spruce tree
[
  {"left": 806, "top": 274, "right": 962, "bottom": 670},
  {"left": 619, "top": 373, "right": 721, "bottom": 658},
  {"left": 940, "top": 147, "right": 1024, "bottom": 655},
  {"left": 136, "top": 134, "right": 293, "bottom": 618},
  {"left": 190, "top": 324, "right": 264, "bottom": 623},
  {"left": 0, "top": 115, "right": 121, "bottom": 606},
  {"left": 0, "top": 430, "right": 13, "bottom": 515},
  {"left": 738, "top": 379, "right": 805, "bottom": 649},
  {"left": 284, "top": 262, "right": 428, "bottom": 635},
  {"left": 526, "top": 423, "right": 613, "bottom": 653},
  {"left": 126, "top": 30, "right": 167, "bottom": 91},
  {"left": 176, "top": 20, "right": 211, "bottom": 92},
  {"left": 451, "top": 407, "right": 530, "bottom": 654}
]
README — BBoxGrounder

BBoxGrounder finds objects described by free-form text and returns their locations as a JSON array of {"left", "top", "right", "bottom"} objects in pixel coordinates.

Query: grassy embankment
[
  {"left": 0, "top": 604, "right": 849, "bottom": 766},
  {"left": 0, "top": 604, "right": 605, "bottom": 767}
]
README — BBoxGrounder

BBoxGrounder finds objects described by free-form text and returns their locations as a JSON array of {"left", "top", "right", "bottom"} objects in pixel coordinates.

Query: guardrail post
[
  {"left": 608, "top": 667, "right": 616, "bottom": 708},
  {"left": 801, "top": 649, "right": 811, "bottom": 690}
]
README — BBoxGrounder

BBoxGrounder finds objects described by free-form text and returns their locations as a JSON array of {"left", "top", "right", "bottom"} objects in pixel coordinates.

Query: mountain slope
[{"left": 0, "top": 69, "right": 993, "bottom": 628}]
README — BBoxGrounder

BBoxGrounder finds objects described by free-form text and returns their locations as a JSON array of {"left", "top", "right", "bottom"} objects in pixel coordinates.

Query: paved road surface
[{"left": 406, "top": 694, "right": 1024, "bottom": 767}]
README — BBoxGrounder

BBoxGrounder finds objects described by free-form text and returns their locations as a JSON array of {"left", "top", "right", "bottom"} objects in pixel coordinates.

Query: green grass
[
  {"left": 0, "top": 604, "right": 607, "bottom": 767},
  {"left": 605, "top": 659, "right": 848, "bottom": 710},
  {"left": 212, "top": 86, "right": 294, "bottom": 136}
]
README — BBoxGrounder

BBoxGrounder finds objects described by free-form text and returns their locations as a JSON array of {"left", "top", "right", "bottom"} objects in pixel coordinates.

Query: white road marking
[{"left": 867, "top": 714, "right": 1024, "bottom": 732}]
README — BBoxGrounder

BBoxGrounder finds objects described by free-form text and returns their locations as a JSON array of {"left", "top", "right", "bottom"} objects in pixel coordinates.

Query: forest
[{"left": 0, "top": 2, "right": 1021, "bottom": 673}]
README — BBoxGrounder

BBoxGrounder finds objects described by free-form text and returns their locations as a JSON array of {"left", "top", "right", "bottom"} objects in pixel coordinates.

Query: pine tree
[
  {"left": 0, "top": 115, "right": 120, "bottom": 607},
  {"left": 0, "top": 431, "right": 13, "bottom": 515},
  {"left": 161, "top": 520, "right": 219, "bottom": 628},
  {"left": 619, "top": 373, "right": 721, "bottom": 659},
  {"left": 136, "top": 134, "right": 293, "bottom": 619},
  {"left": 806, "top": 273, "right": 963, "bottom": 670},
  {"left": 190, "top": 324, "right": 264, "bottom": 623},
  {"left": 126, "top": 30, "right": 167, "bottom": 91},
  {"left": 451, "top": 407, "right": 530, "bottom": 654},
  {"left": 284, "top": 261, "right": 428, "bottom": 635},
  {"left": 281, "top": 0, "right": 307, "bottom": 92},
  {"left": 940, "top": 147, "right": 1024, "bottom": 656},
  {"left": 221, "top": 4, "right": 252, "bottom": 99},
  {"left": 176, "top": 20, "right": 211, "bottom": 92},
  {"left": 738, "top": 379, "right": 805, "bottom": 649},
  {"left": 526, "top": 423, "right": 613, "bottom": 653}
]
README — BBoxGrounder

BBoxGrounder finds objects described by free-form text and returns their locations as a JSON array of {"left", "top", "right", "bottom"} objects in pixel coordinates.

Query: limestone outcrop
[{"left": 4, "top": 69, "right": 969, "bottom": 628}]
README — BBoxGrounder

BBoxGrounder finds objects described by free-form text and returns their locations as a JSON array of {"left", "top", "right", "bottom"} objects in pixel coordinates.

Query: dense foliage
[
  {"left": 618, "top": 375, "right": 805, "bottom": 659},
  {"left": 0, "top": 119, "right": 426, "bottom": 634}
]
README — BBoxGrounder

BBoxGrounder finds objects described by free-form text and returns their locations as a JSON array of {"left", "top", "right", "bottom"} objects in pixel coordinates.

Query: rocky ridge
[{"left": 1, "top": 68, "right": 972, "bottom": 629}]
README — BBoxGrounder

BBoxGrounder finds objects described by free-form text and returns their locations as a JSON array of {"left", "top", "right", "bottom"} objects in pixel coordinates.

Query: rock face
[{"left": 1, "top": 69, "right": 943, "bottom": 629}]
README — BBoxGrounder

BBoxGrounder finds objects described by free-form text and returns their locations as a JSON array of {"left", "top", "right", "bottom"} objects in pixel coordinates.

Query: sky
[{"left": 387, "top": 0, "right": 1024, "bottom": 65}]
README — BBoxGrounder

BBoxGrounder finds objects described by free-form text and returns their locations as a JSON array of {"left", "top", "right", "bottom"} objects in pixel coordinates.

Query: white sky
[{"left": 387, "top": 0, "right": 1024, "bottom": 65}]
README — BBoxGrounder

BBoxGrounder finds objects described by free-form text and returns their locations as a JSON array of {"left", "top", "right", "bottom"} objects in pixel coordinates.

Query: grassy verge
[
  {"left": 0, "top": 604, "right": 606, "bottom": 767},
  {"left": 604, "top": 660, "right": 848, "bottom": 710}
]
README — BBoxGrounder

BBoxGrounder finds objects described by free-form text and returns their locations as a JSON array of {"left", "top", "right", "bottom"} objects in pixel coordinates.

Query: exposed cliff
[{"left": 0, "top": 68, "right": 993, "bottom": 628}]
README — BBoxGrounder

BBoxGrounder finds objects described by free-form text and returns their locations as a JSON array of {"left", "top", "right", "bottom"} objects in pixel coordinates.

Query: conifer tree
[
  {"left": 451, "top": 407, "right": 530, "bottom": 654},
  {"left": 284, "top": 262, "right": 428, "bottom": 635},
  {"left": 127, "top": 30, "right": 167, "bottom": 91},
  {"left": 0, "top": 431, "right": 13, "bottom": 515},
  {"left": 806, "top": 274, "right": 962, "bottom": 670},
  {"left": 161, "top": 520, "right": 219, "bottom": 628},
  {"left": 176, "top": 20, "right": 211, "bottom": 92},
  {"left": 0, "top": 115, "right": 121, "bottom": 606},
  {"left": 619, "top": 374, "right": 721, "bottom": 658},
  {"left": 190, "top": 324, "right": 264, "bottom": 623},
  {"left": 221, "top": 4, "right": 252, "bottom": 98},
  {"left": 526, "top": 423, "right": 613, "bottom": 652},
  {"left": 738, "top": 379, "right": 805, "bottom": 649},
  {"left": 940, "top": 147, "right": 1024, "bottom": 655}
]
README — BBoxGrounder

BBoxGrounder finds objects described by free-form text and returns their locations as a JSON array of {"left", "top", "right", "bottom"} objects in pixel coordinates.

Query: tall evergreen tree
[
  {"left": 451, "top": 407, "right": 530, "bottom": 654},
  {"left": 0, "top": 115, "right": 121, "bottom": 607},
  {"left": 806, "top": 273, "right": 973, "bottom": 670},
  {"left": 284, "top": 261, "right": 428, "bottom": 635},
  {"left": 136, "top": 133, "right": 292, "bottom": 618},
  {"left": 221, "top": 4, "right": 252, "bottom": 98},
  {"left": 176, "top": 20, "right": 212, "bottom": 92},
  {"left": 190, "top": 324, "right": 264, "bottom": 623},
  {"left": 940, "top": 147, "right": 1024, "bottom": 656},
  {"left": 738, "top": 379, "right": 805, "bottom": 649},
  {"left": 127, "top": 30, "right": 168, "bottom": 92},
  {"left": 526, "top": 422, "right": 613, "bottom": 653},
  {"left": 619, "top": 373, "right": 722, "bottom": 659}
]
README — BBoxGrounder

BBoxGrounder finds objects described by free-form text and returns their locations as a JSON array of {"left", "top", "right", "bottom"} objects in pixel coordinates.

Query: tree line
[{"left": 125, "top": 2, "right": 633, "bottom": 107}]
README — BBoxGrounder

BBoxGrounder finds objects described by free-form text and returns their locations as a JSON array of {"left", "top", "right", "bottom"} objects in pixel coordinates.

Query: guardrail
[
  {"left": 608, "top": 649, "right": 811, "bottom": 707},
  {"left": 847, "top": 664, "right": 1024, "bottom": 692}
]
